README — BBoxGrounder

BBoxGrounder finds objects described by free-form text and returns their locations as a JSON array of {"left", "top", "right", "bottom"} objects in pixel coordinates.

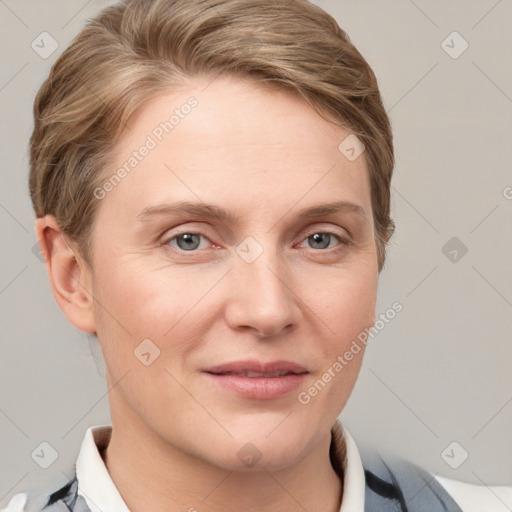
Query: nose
[{"left": 224, "top": 243, "right": 302, "bottom": 338}]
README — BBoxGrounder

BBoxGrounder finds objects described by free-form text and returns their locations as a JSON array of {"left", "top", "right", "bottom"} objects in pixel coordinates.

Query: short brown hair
[{"left": 29, "top": 0, "right": 395, "bottom": 271}]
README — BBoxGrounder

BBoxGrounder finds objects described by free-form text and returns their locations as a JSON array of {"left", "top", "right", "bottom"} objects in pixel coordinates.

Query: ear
[{"left": 35, "top": 215, "right": 96, "bottom": 333}]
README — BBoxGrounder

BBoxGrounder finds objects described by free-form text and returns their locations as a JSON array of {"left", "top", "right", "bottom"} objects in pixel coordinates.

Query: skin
[{"left": 36, "top": 74, "right": 379, "bottom": 512}]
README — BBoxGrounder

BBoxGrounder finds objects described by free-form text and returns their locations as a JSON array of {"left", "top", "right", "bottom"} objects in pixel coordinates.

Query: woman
[{"left": 2, "top": 0, "right": 510, "bottom": 511}]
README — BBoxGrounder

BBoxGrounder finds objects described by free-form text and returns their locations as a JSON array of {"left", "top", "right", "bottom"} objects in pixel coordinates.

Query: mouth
[
  {"left": 203, "top": 359, "right": 308, "bottom": 376},
  {"left": 206, "top": 370, "right": 304, "bottom": 378},
  {"left": 202, "top": 360, "right": 309, "bottom": 399}
]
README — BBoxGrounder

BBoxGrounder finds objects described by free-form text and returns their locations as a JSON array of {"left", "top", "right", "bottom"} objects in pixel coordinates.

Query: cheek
[
  {"left": 90, "top": 259, "right": 216, "bottom": 369},
  {"left": 310, "top": 263, "right": 378, "bottom": 337},
  {"left": 302, "top": 270, "right": 375, "bottom": 412},
  {"left": 310, "top": 263, "right": 377, "bottom": 387},
  {"left": 91, "top": 257, "right": 182, "bottom": 329}
]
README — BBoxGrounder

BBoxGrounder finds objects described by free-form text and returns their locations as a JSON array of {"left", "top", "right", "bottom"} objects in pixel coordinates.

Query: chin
[
  {"left": 214, "top": 447, "right": 306, "bottom": 473},
  {"left": 204, "top": 429, "right": 310, "bottom": 473}
]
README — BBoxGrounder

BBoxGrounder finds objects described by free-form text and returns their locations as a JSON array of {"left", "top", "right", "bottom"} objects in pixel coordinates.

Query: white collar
[
  {"left": 75, "top": 424, "right": 130, "bottom": 512},
  {"left": 75, "top": 422, "right": 365, "bottom": 512}
]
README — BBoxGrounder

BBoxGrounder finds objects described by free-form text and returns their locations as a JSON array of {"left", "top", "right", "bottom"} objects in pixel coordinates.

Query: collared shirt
[{"left": 2, "top": 423, "right": 512, "bottom": 512}]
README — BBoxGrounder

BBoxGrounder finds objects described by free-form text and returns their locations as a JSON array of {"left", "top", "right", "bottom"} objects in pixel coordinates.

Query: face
[{"left": 86, "top": 75, "right": 378, "bottom": 471}]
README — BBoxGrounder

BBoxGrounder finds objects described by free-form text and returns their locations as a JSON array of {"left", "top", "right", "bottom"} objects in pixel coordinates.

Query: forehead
[{"left": 100, "top": 75, "right": 372, "bottom": 222}]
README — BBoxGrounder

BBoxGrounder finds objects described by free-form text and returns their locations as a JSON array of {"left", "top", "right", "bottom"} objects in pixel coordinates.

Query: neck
[{"left": 102, "top": 411, "right": 344, "bottom": 512}]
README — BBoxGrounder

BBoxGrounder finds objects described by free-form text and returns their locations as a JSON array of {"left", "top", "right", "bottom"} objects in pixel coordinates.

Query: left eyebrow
[
  {"left": 136, "top": 200, "right": 368, "bottom": 225},
  {"left": 294, "top": 200, "right": 368, "bottom": 224}
]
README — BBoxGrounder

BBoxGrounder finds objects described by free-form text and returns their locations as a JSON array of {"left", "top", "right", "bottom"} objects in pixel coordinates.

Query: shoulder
[
  {"left": 1, "top": 492, "right": 28, "bottom": 512},
  {"left": 360, "top": 448, "right": 512, "bottom": 512},
  {"left": 1, "top": 491, "right": 48, "bottom": 512},
  {"left": 1, "top": 473, "right": 81, "bottom": 512},
  {"left": 435, "top": 474, "right": 512, "bottom": 512}
]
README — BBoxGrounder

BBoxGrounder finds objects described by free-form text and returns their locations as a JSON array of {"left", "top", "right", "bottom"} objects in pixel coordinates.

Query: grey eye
[
  {"left": 174, "top": 233, "right": 203, "bottom": 251},
  {"left": 307, "top": 233, "right": 334, "bottom": 250}
]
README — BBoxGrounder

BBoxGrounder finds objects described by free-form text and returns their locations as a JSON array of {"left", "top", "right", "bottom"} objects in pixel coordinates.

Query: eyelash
[{"left": 161, "top": 228, "right": 351, "bottom": 255}]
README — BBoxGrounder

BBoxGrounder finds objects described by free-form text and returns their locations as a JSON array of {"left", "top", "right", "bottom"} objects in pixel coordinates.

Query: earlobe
[{"left": 35, "top": 215, "right": 97, "bottom": 333}]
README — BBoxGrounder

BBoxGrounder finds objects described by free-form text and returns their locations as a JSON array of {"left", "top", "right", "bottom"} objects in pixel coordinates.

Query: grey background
[{"left": 1, "top": 0, "right": 511, "bottom": 506}]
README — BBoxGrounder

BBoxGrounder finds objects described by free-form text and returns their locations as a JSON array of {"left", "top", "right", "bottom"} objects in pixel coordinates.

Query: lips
[
  {"left": 203, "top": 359, "right": 308, "bottom": 377},
  {"left": 202, "top": 360, "right": 309, "bottom": 399}
]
